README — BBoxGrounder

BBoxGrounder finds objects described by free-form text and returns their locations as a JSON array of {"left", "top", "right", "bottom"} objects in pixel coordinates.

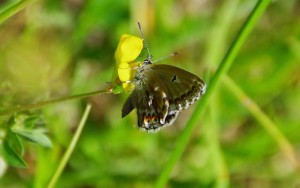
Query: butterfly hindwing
[{"left": 122, "top": 92, "right": 136, "bottom": 118}]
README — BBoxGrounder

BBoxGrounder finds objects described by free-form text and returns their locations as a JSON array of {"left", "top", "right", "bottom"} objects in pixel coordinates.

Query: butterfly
[{"left": 121, "top": 23, "right": 206, "bottom": 132}]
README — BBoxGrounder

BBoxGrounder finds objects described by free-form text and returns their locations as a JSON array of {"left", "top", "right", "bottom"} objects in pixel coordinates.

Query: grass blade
[
  {"left": 47, "top": 104, "right": 92, "bottom": 188},
  {"left": 223, "top": 75, "right": 299, "bottom": 166},
  {"left": 0, "top": 0, "right": 36, "bottom": 25}
]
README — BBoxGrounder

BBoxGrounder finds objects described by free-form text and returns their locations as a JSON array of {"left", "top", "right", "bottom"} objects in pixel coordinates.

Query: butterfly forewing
[{"left": 150, "top": 64, "right": 206, "bottom": 110}]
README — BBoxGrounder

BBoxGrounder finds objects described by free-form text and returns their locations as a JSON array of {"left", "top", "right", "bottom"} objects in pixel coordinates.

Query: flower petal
[
  {"left": 115, "top": 34, "right": 143, "bottom": 90},
  {"left": 115, "top": 34, "right": 143, "bottom": 65}
]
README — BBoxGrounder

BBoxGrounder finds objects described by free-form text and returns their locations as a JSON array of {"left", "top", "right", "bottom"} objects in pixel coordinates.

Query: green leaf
[
  {"left": 24, "top": 114, "right": 45, "bottom": 129},
  {"left": 13, "top": 113, "right": 28, "bottom": 127},
  {"left": 8, "top": 130, "right": 24, "bottom": 155},
  {"left": 2, "top": 132, "right": 27, "bottom": 168},
  {"left": 11, "top": 128, "right": 52, "bottom": 148},
  {"left": 112, "top": 83, "right": 125, "bottom": 94}
]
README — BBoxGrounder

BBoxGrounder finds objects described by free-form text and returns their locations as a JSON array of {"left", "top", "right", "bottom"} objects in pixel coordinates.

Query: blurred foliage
[{"left": 0, "top": 0, "right": 300, "bottom": 187}]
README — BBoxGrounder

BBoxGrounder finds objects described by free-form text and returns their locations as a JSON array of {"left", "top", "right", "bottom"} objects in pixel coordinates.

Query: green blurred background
[{"left": 0, "top": 0, "right": 300, "bottom": 187}]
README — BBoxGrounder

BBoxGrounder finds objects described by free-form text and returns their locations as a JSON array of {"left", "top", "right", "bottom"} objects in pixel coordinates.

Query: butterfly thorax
[{"left": 133, "top": 59, "right": 153, "bottom": 87}]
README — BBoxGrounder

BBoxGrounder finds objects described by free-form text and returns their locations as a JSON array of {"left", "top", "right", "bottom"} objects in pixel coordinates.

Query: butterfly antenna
[
  {"left": 138, "top": 22, "right": 152, "bottom": 61},
  {"left": 152, "top": 52, "right": 179, "bottom": 63}
]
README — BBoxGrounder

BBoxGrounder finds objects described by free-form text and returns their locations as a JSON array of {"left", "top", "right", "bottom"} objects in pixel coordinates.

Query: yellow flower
[{"left": 115, "top": 34, "right": 143, "bottom": 90}]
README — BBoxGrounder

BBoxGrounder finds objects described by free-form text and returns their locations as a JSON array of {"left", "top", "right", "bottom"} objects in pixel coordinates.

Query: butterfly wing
[
  {"left": 150, "top": 64, "right": 206, "bottom": 111},
  {"left": 122, "top": 80, "right": 179, "bottom": 132},
  {"left": 122, "top": 64, "right": 206, "bottom": 132}
]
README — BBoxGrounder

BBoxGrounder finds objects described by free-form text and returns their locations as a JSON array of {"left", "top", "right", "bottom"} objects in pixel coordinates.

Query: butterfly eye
[{"left": 143, "top": 59, "right": 152, "bottom": 65}]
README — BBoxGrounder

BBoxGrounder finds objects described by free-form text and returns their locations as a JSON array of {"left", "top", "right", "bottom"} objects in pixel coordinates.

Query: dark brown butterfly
[{"left": 121, "top": 23, "right": 206, "bottom": 132}]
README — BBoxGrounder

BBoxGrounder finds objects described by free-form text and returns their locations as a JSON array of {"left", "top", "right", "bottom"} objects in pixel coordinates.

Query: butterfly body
[{"left": 122, "top": 60, "right": 206, "bottom": 132}]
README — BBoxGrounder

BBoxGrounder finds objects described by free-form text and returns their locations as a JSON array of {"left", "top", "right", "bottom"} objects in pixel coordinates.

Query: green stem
[
  {"left": 0, "top": 89, "right": 110, "bottom": 116},
  {"left": 207, "top": 101, "right": 229, "bottom": 188},
  {"left": 223, "top": 75, "right": 299, "bottom": 167},
  {"left": 202, "top": 1, "right": 240, "bottom": 186},
  {"left": 155, "top": 0, "right": 272, "bottom": 187},
  {"left": 47, "top": 103, "right": 92, "bottom": 188},
  {"left": 0, "top": 0, "right": 36, "bottom": 25}
]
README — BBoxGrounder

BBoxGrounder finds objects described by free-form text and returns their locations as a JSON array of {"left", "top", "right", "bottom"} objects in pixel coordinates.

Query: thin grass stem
[
  {"left": 0, "top": 0, "right": 36, "bottom": 25},
  {"left": 46, "top": 104, "right": 92, "bottom": 188},
  {"left": 223, "top": 75, "right": 299, "bottom": 167},
  {"left": 0, "top": 89, "right": 110, "bottom": 116}
]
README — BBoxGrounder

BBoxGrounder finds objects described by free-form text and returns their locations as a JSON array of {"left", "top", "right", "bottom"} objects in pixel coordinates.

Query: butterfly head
[{"left": 143, "top": 59, "right": 152, "bottom": 65}]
